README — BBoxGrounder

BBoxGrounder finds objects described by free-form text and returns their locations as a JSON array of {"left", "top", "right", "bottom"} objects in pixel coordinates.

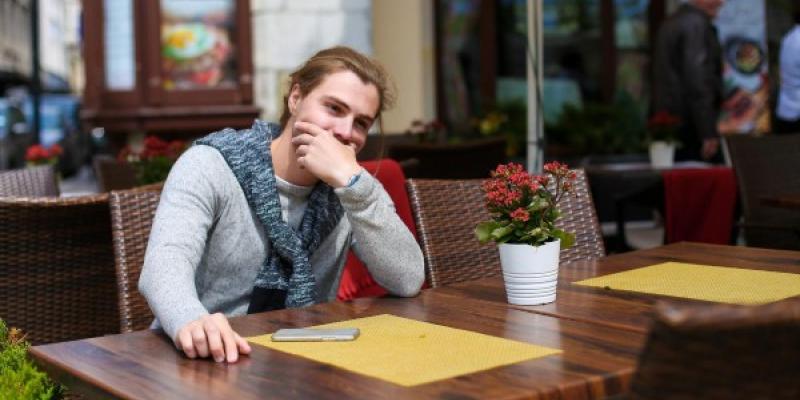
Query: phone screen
[{"left": 271, "top": 328, "right": 360, "bottom": 342}]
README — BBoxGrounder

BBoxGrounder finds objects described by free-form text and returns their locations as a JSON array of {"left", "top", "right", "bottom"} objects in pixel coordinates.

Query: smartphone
[{"left": 271, "top": 328, "right": 360, "bottom": 342}]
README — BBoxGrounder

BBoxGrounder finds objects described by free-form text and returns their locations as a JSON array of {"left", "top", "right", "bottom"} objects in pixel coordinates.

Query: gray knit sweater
[{"left": 138, "top": 145, "right": 425, "bottom": 340}]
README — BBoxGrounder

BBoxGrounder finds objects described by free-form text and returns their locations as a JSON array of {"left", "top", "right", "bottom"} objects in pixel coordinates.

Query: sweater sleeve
[
  {"left": 334, "top": 171, "right": 425, "bottom": 297},
  {"left": 138, "top": 145, "right": 227, "bottom": 341}
]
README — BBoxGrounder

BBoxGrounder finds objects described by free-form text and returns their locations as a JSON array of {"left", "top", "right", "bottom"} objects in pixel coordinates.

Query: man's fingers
[
  {"left": 294, "top": 121, "right": 325, "bottom": 136},
  {"left": 291, "top": 133, "right": 314, "bottom": 146},
  {"left": 236, "top": 333, "right": 252, "bottom": 355},
  {"left": 204, "top": 320, "right": 225, "bottom": 363},
  {"left": 191, "top": 325, "right": 209, "bottom": 358},
  {"left": 212, "top": 315, "right": 240, "bottom": 363},
  {"left": 178, "top": 329, "right": 197, "bottom": 358},
  {"left": 294, "top": 144, "right": 310, "bottom": 157}
]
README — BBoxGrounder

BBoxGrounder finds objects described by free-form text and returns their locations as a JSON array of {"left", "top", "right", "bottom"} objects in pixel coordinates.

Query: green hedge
[{"left": 0, "top": 319, "right": 61, "bottom": 399}]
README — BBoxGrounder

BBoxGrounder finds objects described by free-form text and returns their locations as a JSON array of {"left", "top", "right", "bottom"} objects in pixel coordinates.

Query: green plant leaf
[
  {"left": 475, "top": 221, "right": 498, "bottom": 243},
  {"left": 552, "top": 229, "right": 576, "bottom": 249},
  {"left": 491, "top": 225, "right": 514, "bottom": 241}
]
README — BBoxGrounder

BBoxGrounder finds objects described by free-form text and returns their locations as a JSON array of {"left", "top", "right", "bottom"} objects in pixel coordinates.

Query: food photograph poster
[{"left": 715, "top": 0, "right": 770, "bottom": 134}]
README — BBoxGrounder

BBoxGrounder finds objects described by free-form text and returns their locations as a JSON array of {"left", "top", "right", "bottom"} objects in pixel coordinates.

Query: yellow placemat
[
  {"left": 574, "top": 262, "right": 800, "bottom": 304},
  {"left": 247, "top": 314, "right": 560, "bottom": 387}
]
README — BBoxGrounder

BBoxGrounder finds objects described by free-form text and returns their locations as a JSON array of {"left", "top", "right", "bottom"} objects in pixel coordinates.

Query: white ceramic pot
[
  {"left": 498, "top": 240, "right": 560, "bottom": 305},
  {"left": 649, "top": 141, "right": 675, "bottom": 168}
]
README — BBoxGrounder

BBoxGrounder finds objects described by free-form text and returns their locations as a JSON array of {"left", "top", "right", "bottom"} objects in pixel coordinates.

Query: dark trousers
[{"left": 774, "top": 116, "right": 800, "bottom": 135}]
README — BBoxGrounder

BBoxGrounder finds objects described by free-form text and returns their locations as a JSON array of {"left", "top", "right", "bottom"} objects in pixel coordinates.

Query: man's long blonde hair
[{"left": 279, "top": 46, "right": 396, "bottom": 131}]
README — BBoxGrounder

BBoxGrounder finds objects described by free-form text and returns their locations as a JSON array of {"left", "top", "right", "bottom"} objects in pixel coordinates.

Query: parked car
[
  {"left": 0, "top": 98, "right": 35, "bottom": 170},
  {"left": 23, "top": 94, "right": 87, "bottom": 176},
  {"left": 1, "top": 93, "right": 88, "bottom": 175}
]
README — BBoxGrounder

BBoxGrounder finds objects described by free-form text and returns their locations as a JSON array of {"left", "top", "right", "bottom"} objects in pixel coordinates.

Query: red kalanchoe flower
[
  {"left": 510, "top": 208, "right": 530, "bottom": 222},
  {"left": 477, "top": 161, "right": 578, "bottom": 248}
]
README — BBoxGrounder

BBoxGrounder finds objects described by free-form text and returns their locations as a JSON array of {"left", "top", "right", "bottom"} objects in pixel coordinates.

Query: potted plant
[
  {"left": 118, "top": 136, "right": 187, "bottom": 185},
  {"left": 646, "top": 111, "right": 681, "bottom": 168},
  {"left": 405, "top": 119, "right": 447, "bottom": 144},
  {"left": 0, "top": 319, "right": 62, "bottom": 399},
  {"left": 25, "top": 144, "right": 63, "bottom": 168},
  {"left": 474, "top": 162, "right": 577, "bottom": 305}
]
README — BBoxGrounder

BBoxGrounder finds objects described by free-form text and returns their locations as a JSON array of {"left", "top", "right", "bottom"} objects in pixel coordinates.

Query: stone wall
[{"left": 251, "top": 0, "right": 372, "bottom": 122}]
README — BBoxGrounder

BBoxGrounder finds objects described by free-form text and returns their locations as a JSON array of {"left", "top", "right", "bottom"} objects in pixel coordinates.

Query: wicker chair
[
  {"left": 630, "top": 300, "right": 800, "bottom": 399},
  {"left": 557, "top": 170, "right": 606, "bottom": 263},
  {"left": 726, "top": 134, "right": 800, "bottom": 250},
  {"left": 406, "top": 169, "right": 604, "bottom": 287},
  {"left": 0, "top": 165, "right": 59, "bottom": 197},
  {"left": 0, "top": 194, "right": 118, "bottom": 345},
  {"left": 109, "top": 186, "right": 162, "bottom": 333}
]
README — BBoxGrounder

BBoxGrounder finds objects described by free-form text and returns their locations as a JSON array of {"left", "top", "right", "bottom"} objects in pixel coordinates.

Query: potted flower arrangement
[
  {"left": 25, "top": 144, "right": 63, "bottom": 168},
  {"left": 646, "top": 111, "right": 681, "bottom": 168},
  {"left": 118, "top": 136, "right": 187, "bottom": 185},
  {"left": 406, "top": 119, "right": 447, "bottom": 144},
  {"left": 475, "top": 162, "right": 578, "bottom": 305}
]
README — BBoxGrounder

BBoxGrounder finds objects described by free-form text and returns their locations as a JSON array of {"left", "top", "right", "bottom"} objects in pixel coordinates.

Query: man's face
[
  {"left": 287, "top": 70, "right": 380, "bottom": 154},
  {"left": 692, "top": 0, "right": 725, "bottom": 18}
]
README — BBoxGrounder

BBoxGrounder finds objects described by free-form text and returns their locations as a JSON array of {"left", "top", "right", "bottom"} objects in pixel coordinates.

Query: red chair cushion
[{"left": 337, "top": 159, "right": 417, "bottom": 301}]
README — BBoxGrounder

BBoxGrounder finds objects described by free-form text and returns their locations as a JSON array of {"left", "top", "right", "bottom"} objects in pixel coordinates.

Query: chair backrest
[
  {"left": 388, "top": 137, "right": 506, "bottom": 179},
  {"left": 0, "top": 165, "right": 59, "bottom": 197},
  {"left": 0, "top": 194, "right": 118, "bottom": 344},
  {"left": 93, "top": 155, "right": 138, "bottom": 192},
  {"left": 630, "top": 300, "right": 800, "bottom": 399},
  {"left": 725, "top": 135, "right": 800, "bottom": 249},
  {"left": 556, "top": 169, "right": 606, "bottom": 263},
  {"left": 109, "top": 186, "right": 162, "bottom": 333},
  {"left": 406, "top": 178, "right": 498, "bottom": 287},
  {"left": 406, "top": 169, "right": 604, "bottom": 288}
]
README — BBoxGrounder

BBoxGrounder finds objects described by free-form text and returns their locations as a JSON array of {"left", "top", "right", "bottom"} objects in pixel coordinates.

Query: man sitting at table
[{"left": 138, "top": 47, "right": 425, "bottom": 363}]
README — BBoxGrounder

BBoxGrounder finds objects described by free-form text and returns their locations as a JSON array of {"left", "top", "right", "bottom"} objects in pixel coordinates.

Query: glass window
[
  {"left": 104, "top": 0, "right": 136, "bottom": 91},
  {"left": 615, "top": 0, "right": 650, "bottom": 102},
  {"left": 436, "top": 0, "right": 482, "bottom": 132},
  {"left": 160, "top": 0, "right": 237, "bottom": 90},
  {"left": 542, "top": 0, "right": 602, "bottom": 122}
]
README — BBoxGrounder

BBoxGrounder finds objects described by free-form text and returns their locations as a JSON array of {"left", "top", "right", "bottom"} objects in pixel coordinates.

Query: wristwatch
[{"left": 345, "top": 169, "right": 363, "bottom": 188}]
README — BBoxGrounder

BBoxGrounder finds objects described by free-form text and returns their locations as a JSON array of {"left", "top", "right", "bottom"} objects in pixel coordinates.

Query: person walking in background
[
  {"left": 776, "top": 3, "right": 800, "bottom": 134},
  {"left": 653, "top": 0, "right": 725, "bottom": 161}
]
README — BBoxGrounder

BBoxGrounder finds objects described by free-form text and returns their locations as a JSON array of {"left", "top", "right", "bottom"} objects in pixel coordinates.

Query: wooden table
[
  {"left": 31, "top": 243, "right": 800, "bottom": 399},
  {"left": 437, "top": 242, "right": 800, "bottom": 334},
  {"left": 761, "top": 193, "right": 800, "bottom": 210}
]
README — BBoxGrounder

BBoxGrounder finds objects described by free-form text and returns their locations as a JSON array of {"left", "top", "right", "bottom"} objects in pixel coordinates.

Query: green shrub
[
  {"left": 0, "top": 319, "right": 61, "bottom": 400},
  {"left": 545, "top": 91, "right": 646, "bottom": 156}
]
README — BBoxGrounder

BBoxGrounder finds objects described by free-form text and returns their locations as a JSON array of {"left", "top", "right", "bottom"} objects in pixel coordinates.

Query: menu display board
[
  {"left": 716, "top": 0, "right": 770, "bottom": 134},
  {"left": 160, "top": 0, "right": 237, "bottom": 90}
]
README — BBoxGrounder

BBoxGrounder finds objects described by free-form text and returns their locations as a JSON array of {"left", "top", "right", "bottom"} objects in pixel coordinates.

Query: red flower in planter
[
  {"left": 647, "top": 111, "right": 682, "bottom": 143},
  {"left": 25, "top": 144, "right": 63, "bottom": 166},
  {"left": 476, "top": 162, "right": 578, "bottom": 248},
  {"left": 118, "top": 136, "right": 187, "bottom": 185}
]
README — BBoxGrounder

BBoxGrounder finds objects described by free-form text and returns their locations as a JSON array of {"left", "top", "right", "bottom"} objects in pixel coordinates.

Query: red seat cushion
[{"left": 336, "top": 159, "right": 417, "bottom": 301}]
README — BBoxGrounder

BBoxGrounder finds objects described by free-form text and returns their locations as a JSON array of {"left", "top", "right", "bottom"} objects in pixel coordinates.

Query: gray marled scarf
[{"left": 196, "top": 120, "right": 343, "bottom": 312}]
